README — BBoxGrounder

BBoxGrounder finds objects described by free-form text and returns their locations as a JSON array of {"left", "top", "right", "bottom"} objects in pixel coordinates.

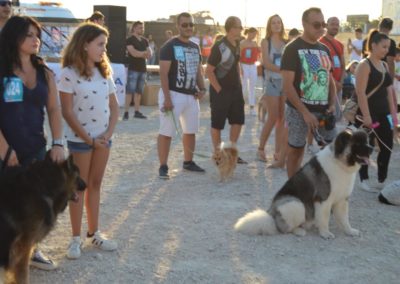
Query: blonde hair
[
  {"left": 265, "top": 14, "right": 287, "bottom": 41},
  {"left": 61, "top": 23, "right": 111, "bottom": 79}
]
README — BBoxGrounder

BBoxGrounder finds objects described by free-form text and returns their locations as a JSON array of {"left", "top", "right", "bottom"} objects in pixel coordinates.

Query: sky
[{"left": 23, "top": 0, "right": 383, "bottom": 29}]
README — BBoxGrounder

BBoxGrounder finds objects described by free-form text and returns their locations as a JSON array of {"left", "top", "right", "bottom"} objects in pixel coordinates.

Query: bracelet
[{"left": 52, "top": 144, "right": 64, "bottom": 148}]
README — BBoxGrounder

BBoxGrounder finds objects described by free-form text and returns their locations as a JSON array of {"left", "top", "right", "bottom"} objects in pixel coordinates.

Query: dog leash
[
  {"left": 164, "top": 110, "right": 211, "bottom": 159},
  {"left": 355, "top": 115, "right": 394, "bottom": 153}
]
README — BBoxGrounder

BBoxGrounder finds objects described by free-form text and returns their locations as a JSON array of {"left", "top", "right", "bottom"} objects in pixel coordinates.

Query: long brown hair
[
  {"left": 265, "top": 14, "right": 287, "bottom": 41},
  {"left": 61, "top": 23, "right": 111, "bottom": 79}
]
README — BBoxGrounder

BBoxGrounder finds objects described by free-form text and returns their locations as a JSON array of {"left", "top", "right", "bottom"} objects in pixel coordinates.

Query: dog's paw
[
  {"left": 292, "top": 227, "right": 306, "bottom": 237},
  {"left": 345, "top": 228, "right": 360, "bottom": 237},
  {"left": 319, "top": 230, "right": 335, "bottom": 239}
]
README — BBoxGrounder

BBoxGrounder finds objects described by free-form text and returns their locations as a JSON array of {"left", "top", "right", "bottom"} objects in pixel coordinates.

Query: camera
[{"left": 317, "top": 112, "right": 336, "bottom": 131}]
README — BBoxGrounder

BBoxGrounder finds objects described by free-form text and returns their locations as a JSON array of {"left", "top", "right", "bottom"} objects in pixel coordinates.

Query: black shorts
[{"left": 210, "top": 88, "right": 245, "bottom": 130}]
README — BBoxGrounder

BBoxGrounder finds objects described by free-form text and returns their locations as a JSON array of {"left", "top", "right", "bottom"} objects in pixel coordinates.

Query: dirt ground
[{"left": 30, "top": 93, "right": 400, "bottom": 284}]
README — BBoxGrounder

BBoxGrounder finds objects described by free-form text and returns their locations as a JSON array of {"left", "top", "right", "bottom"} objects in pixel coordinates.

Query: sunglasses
[
  {"left": 181, "top": 22, "right": 194, "bottom": 28},
  {"left": 0, "top": 1, "right": 12, "bottom": 7},
  {"left": 310, "top": 21, "right": 327, "bottom": 30}
]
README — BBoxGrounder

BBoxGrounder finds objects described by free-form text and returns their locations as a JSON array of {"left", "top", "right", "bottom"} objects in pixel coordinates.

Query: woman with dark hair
[
  {"left": 240, "top": 27, "right": 260, "bottom": 116},
  {"left": 355, "top": 29, "right": 397, "bottom": 192},
  {"left": 0, "top": 15, "right": 64, "bottom": 270},
  {"left": 257, "top": 14, "right": 287, "bottom": 163},
  {"left": 59, "top": 22, "right": 119, "bottom": 259}
]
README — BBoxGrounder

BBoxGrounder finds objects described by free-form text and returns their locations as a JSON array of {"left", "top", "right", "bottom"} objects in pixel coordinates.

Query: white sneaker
[
  {"left": 307, "top": 144, "right": 320, "bottom": 155},
  {"left": 358, "top": 180, "right": 379, "bottom": 193},
  {"left": 67, "top": 236, "right": 82, "bottom": 259},
  {"left": 369, "top": 180, "right": 385, "bottom": 190},
  {"left": 87, "top": 231, "right": 117, "bottom": 251}
]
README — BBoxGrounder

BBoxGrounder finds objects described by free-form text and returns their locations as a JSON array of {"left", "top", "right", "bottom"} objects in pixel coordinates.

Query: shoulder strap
[
  {"left": 366, "top": 60, "right": 386, "bottom": 99},
  {"left": 268, "top": 38, "right": 271, "bottom": 57}
]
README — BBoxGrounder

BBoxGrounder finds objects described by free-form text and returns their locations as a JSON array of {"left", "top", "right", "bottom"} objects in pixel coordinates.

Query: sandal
[{"left": 257, "top": 149, "right": 267, "bottom": 163}]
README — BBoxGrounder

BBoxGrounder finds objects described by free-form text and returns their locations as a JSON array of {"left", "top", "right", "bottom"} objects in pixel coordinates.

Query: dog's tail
[{"left": 234, "top": 209, "right": 278, "bottom": 235}]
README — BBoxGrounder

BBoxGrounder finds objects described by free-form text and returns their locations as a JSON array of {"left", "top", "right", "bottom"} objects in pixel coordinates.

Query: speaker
[{"left": 93, "top": 5, "right": 126, "bottom": 64}]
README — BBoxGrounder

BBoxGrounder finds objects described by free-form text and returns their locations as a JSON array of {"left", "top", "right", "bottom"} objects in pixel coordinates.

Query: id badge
[
  {"left": 245, "top": 48, "right": 252, "bottom": 58},
  {"left": 3, "top": 77, "right": 23, "bottom": 103},
  {"left": 273, "top": 54, "right": 282, "bottom": 67},
  {"left": 333, "top": 55, "right": 341, "bottom": 68}
]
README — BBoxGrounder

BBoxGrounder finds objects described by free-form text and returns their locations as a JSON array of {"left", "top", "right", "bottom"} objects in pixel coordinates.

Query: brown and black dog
[
  {"left": 0, "top": 153, "right": 85, "bottom": 284},
  {"left": 212, "top": 142, "right": 239, "bottom": 182}
]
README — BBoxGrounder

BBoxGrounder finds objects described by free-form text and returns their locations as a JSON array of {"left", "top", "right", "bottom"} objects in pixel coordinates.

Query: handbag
[{"left": 343, "top": 62, "right": 386, "bottom": 123}]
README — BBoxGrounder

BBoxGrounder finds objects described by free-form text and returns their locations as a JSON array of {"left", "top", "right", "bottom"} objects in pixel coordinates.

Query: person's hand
[
  {"left": 326, "top": 104, "right": 336, "bottom": 116},
  {"left": 302, "top": 111, "right": 319, "bottom": 130},
  {"left": 50, "top": 145, "right": 65, "bottom": 163},
  {"left": 92, "top": 137, "right": 107, "bottom": 149},
  {"left": 362, "top": 115, "right": 373, "bottom": 128},
  {"left": 194, "top": 89, "right": 206, "bottom": 100},
  {"left": 162, "top": 97, "right": 174, "bottom": 112}
]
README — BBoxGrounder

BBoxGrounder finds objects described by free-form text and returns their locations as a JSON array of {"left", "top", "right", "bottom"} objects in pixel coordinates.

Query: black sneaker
[
  {"left": 122, "top": 112, "right": 129, "bottom": 121},
  {"left": 183, "top": 161, "right": 205, "bottom": 172},
  {"left": 134, "top": 111, "right": 147, "bottom": 119},
  {"left": 159, "top": 165, "right": 169, "bottom": 179},
  {"left": 237, "top": 157, "right": 248, "bottom": 164}
]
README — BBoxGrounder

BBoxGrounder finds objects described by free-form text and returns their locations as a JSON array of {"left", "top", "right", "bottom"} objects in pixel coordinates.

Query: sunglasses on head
[
  {"left": 310, "top": 21, "right": 327, "bottom": 30},
  {"left": 0, "top": 1, "right": 12, "bottom": 7},
  {"left": 181, "top": 22, "right": 194, "bottom": 28}
]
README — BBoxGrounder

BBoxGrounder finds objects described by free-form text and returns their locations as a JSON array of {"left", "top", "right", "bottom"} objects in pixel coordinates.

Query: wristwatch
[{"left": 52, "top": 138, "right": 64, "bottom": 147}]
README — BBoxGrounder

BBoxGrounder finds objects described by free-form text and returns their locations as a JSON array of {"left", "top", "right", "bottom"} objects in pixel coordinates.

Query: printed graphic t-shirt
[
  {"left": 281, "top": 37, "right": 332, "bottom": 112},
  {"left": 207, "top": 36, "right": 241, "bottom": 91},
  {"left": 159, "top": 37, "right": 201, "bottom": 95},
  {"left": 58, "top": 67, "right": 117, "bottom": 142}
]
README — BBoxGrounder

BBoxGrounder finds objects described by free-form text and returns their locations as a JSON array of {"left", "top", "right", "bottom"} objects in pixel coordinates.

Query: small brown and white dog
[{"left": 212, "top": 142, "right": 238, "bottom": 182}]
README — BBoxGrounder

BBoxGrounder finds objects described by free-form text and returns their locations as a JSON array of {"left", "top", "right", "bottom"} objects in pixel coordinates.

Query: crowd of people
[{"left": 0, "top": 1, "right": 399, "bottom": 275}]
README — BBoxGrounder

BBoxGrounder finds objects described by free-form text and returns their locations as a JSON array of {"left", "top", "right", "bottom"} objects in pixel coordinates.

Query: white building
[{"left": 382, "top": 0, "right": 400, "bottom": 34}]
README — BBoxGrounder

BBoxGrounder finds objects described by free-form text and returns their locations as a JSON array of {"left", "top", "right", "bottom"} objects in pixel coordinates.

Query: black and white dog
[{"left": 235, "top": 130, "right": 372, "bottom": 239}]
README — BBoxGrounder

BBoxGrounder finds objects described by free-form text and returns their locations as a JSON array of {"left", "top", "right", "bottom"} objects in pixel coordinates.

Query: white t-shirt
[
  {"left": 58, "top": 67, "right": 117, "bottom": 142},
  {"left": 350, "top": 39, "right": 363, "bottom": 62}
]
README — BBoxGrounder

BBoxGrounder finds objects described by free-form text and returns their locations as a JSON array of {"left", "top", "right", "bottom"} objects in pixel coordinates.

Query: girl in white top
[{"left": 59, "top": 23, "right": 119, "bottom": 259}]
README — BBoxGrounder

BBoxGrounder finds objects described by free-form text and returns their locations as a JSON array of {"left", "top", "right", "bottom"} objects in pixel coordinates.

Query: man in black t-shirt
[
  {"left": 206, "top": 16, "right": 246, "bottom": 162},
  {"left": 123, "top": 21, "right": 151, "bottom": 120},
  {"left": 157, "top": 12, "right": 206, "bottom": 179},
  {"left": 281, "top": 7, "right": 336, "bottom": 178}
]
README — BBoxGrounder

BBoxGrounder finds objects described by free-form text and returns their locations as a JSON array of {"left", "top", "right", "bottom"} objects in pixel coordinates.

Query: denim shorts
[
  {"left": 126, "top": 70, "right": 146, "bottom": 95},
  {"left": 264, "top": 78, "right": 283, "bottom": 97},
  {"left": 67, "top": 140, "right": 112, "bottom": 153}
]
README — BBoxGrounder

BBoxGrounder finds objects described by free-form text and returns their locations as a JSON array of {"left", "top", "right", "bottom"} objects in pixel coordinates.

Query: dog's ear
[
  {"left": 45, "top": 150, "right": 53, "bottom": 162},
  {"left": 334, "top": 130, "right": 352, "bottom": 157},
  {"left": 65, "top": 155, "right": 74, "bottom": 171}
]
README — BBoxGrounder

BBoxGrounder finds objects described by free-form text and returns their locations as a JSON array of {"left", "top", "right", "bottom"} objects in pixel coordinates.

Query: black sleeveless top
[
  {"left": 364, "top": 58, "right": 392, "bottom": 117},
  {"left": 0, "top": 67, "right": 48, "bottom": 162}
]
